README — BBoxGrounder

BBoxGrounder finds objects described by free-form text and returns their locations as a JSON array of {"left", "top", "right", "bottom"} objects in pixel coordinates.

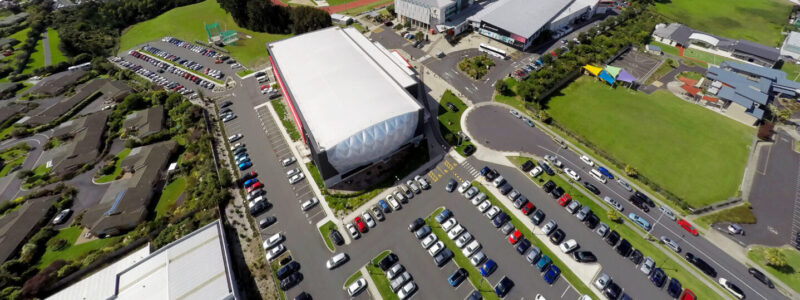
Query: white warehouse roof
[
  {"left": 478, "top": 0, "right": 572, "bottom": 38},
  {"left": 47, "top": 246, "right": 151, "bottom": 300},
  {"left": 269, "top": 27, "right": 422, "bottom": 172}
]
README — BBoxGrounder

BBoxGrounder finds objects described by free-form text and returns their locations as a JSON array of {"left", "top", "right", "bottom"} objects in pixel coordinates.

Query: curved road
[
  {"left": 465, "top": 104, "right": 789, "bottom": 300},
  {"left": 0, "top": 133, "right": 50, "bottom": 202}
]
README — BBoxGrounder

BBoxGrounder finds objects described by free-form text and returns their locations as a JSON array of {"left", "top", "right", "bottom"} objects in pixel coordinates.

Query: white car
[
  {"left": 228, "top": 133, "right": 243, "bottom": 142},
  {"left": 485, "top": 206, "right": 500, "bottom": 219},
  {"left": 326, "top": 252, "right": 349, "bottom": 269},
  {"left": 660, "top": 236, "right": 681, "bottom": 253},
  {"left": 414, "top": 175, "right": 430, "bottom": 189},
  {"left": 542, "top": 220, "right": 557, "bottom": 235},
  {"left": 386, "top": 264, "right": 405, "bottom": 280},
  {"left": 617, "top": 179, "right": 633, "bottom": 192},
  {"left": 464, "top": 186, "right": 479, "bottom": 199},
  {"left": 462, "top": 240, "right": 481, "bottom": 257},
  {"left": 428, "top": 241, "right": 445, "bottom": 256},
  {"left": 362, "top": 212, "right": 376, "bottom": 228},
  {"left": 529, "top": 166, "right": 543, "bottom": 177},
  {"left": 470, "top": 251, "right": 486, "bottom": 266},
  {"left": 285, "top": 168, "right": 300, "bottom": 178},
  {"left": 564, "top": 168, "right": 581, "bottom": 181},
  {"left": 458, "top": 181, "right": 471, "bottom": 193},
  {"left": 421, "top": 233, "right": 438, "bottom": 249},
  {"left": 300, "top": 197, "right": 318, "bottom": 211},
  {"left": 388, "top": 197, "right": 402, "bottom": 210},
  {"left": 265, "top": 244, "right": 285, "bottom": 261},
  {"left": 509, "top": 109, "right": 522, "bottom": 118},
  {"left": 262, "top": 233, "right": 284, "bottom": 249},
  {"left": 471, "top": 193, "right": 486, "bottom": 205},
  {"left": 455, "top": 232, "right": 473, "bottom": 248},
  {"left": 559, "top": 239, "right": 579, "bottom": 253},
  {"left": 603, "top": 196, "right": 623, "bottom": 211},
  {"left": 659, "top": 205, "right": 677, "bottom": 221},
  {"left": 346, "top": 223, "right": 360, "bottom": 239},
  {"left": 580, "top": 155, "right": 594, "bottom": 166},
  {"left": 442, "top": 218, "right": 457, "bottom": 231},
  {"left": 477, "top": 200, "right": 491, "bottom": 212},
  {"left": 719, "top": 278, "right": 745, "bottom": 299},
  {"left": 347, "top": 278, "right": 368, "bottom": 296},
  {"left": 397, "top": 281, "right": 417, "bottom": 300},
  {"left": 447, "top": 224, "right": 465, "bottom": 239},
  {"left": 640, "top": 257, "right": 655, "bottom": 275},
  {"left": 289, "top": 173, "right": 305, "bottom": 184},
  {"left": 281, "top": 157, "right": 296, "bottom": 166},
  {"left": 392, "top": 192, "right": 406, "bottom": 203},
  {"left": 230, "top": 143, "right": 244, "bottom": 151}
]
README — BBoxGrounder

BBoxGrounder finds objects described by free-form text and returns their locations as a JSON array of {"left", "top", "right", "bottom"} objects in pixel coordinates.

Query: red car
[
  {"left": 354, "top": 217, "right": 367, "bottom": 233},
  {"left": 508, "top": 230, "right": 522, "bottom": 245},
  {"left": 246, "top": 181, "right": 263, "bottom": 193},
  {"left": 677, "top": 219, "right": 698, "bottom": 236},
  {"left": 679, "top": 289, "right": 696, "bottom": 300},
  {"left": 558, "top": 194, "right": 571, "bottom": 206},
  {"left": 521, "top": 202, "right": 535, "bottom": 215}
]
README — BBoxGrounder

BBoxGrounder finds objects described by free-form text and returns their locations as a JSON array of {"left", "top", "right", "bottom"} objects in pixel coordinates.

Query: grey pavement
[
  {"left": 0, "top": 133, "right": 50, "bottom": 202},
  {"left": 424, "top": 48, "right": 513, "bottom": 103},
  {"left": 464, "top": 104, "right": 789, "bottom": 300},
  {"left": 42, "top": 29, "right": 51, "bottom": 66}
]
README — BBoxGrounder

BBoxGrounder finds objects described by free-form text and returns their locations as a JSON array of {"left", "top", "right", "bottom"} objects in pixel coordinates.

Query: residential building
[
  {"left": 123, "top": 105, "right": 165, "bottom": 140},
  {"left": 50, "top": 110, "right": 111, "bottom": 176},
  {"left": 23, "top": 78, "right": 131, "bottom": 127},
  {"left": 0, "top": 196, "right": 57, "bottom": 263}
]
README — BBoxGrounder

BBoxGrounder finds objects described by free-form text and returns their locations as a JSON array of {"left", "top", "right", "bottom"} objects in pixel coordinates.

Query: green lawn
[
  {"left": 47, "top": 28, "right": 68, "bottom": 65},
  {"left": 694, "top": 203, "right": 756, "bottom": 229},
  {"left": 781, "top": 62, "right": 800, "bottom": 83},
  {"left": 271, "top": 99, "right": 300, "bottom": 141},
  {"left": 0, "top": 146, "right": 28, "bottom": 177},
  {"left": 424, "top": 207, "right": 499, "bottom": 300},
  {"left": 546, "top": 77, "right": 754, "bottom": 208},
  {"left": 504, "top": 158, "right": 722, "bottom": 300},
  {"left": 39, "top": 226, "right": 122, "bottom": 269},
  {"left": 154, "top": 177, "right": 187, "bottom": 218},
  {"left": 747, "top": 246, "right": 800, "bottom": 294},
  {"left": 344, "top": 269, "right": 363, "bottom": 287},
  {"left": 365, "top": 250, "right": 400, "bottom": 300},
  {"left": 318, "top": 220, "right": 337, "bottom": 251},
  {"left": 119, "top": 0, "right": 291, "bottom": 69},
  {"left": 6, "top": 26, "right": 45, "bottom": 74},
  {"left": 644, "top": 61, "right": 673, "bottom": 85},
  {"left": 677, "top": 71, "right": 703, "bottom": 81},
  {"left": 650, "top": 42, "right": 680, "bottom": 57},
  {"left": 95, "top": 148, "right": 131, "bottom": 183},
  {"left": 0, "top": 125, "right": 15, "bottom": 141},
  {"left": 438, "top": 90, "right": 473, "bottom": 156},
  {"left": 654, "top": 0, "right": 791, "bottom": 47},
  {"left": 32, "top": 164, "right": 50, "bottom": 176},
  {"left": 340, "top": 0, "right": 393, "bottom": 16},
  {"left": 682, "top": 48, "right": 737, "bottom": 66},
  {"left": 326, "top": 0, "right": 361, "bottom": 6}
]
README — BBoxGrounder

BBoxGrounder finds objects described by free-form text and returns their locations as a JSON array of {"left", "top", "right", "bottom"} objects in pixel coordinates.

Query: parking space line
[{"left": 561, "top": 285, "right": 571, "bottom": 298}]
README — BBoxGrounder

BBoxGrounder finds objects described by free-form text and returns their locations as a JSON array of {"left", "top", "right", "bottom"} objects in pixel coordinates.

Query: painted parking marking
[{"left": 560, "top": 285, "right": 571, "bottom": 298}]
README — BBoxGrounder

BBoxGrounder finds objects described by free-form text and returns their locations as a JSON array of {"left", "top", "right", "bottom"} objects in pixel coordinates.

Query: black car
[
  {"left": 550, "top": 229, "right": 566, "bottom": 244},
  {"left": 463, "top": 145, "right": 476, "bottom": 156},
  {"left": 685, "top": 252, "right": 717, "bottom": 278},
  {"left": 249, "top": 201, "right": 271, "bottom": 216},
  {"left": 550, "top": 186, "right": 565, "bottom": 199},
  {"left": 543, "top": 180, "right": 556, "bottom": 193},
  {"left": 632, "top": 191, "right": 655, "bottom": 207},
  {"left": 435, "top": 248, "right": 454, "bottom": 267},
  {"left": 280, "top": 272, "right": 303, "bottom": 291},
  {"left": 604, "top": 282, "right": 622, "bottom": 300},
  {"left": 408, "top": 218, "right": 425, "bottom": 232},
  {"left": 498, "top": 183, "right": 512, "bottom": 195},
  {"left": 650, "top": 268, "right": 666, "bottom": 288},
  {"left": 531, "top": 209, "right": 546, "bottom": 225},
  {"left": 487, "top": 169, "right": 500, "bottom": 181},
  {"left": 748, "top": 267, "right": 774, "bottom": 288},
  {"left": 276, "top": 261, "right": 301, "bottom": 280},
  {"left": 629, "top": 249, "right": 643, "bottom": 264},
  {"left": 378, "top": 253, "right": 399, "bottom": 271},
  {"left": 667, "top": 278, "right": 682, "bottom": 298},
  {"left": 521, "top": 160, "right": 535, "bottom": 172},
  {"left": 516, "top": 238, "right": 531, "bottom": 254},
  {"left": 219, "top": 100, "right": 233, "bottom": 108},
  {"left": 448, "top": 268, "right": 468, "bottom": 287},
  {"left": 260, "top": 216, "right": 277, "bottom": 229},
  {"left": 494, "top": 276, "right": 514, "bottom": 297},
  {"left": 279, "top": 256, "right": 293, "bottom": 266},
  {"left": 605, "top": 230, "right": 620, "bottom": 247},
  {"left": 538, "top": 161, "right": 555, "bottom": 176},
  {"left": 294, "top": 292, "right": 312, "bottom": 300},
  {"left": 584, "top": 213, "right": 599, "bottom": 229},
  {"left": 583, "top": 182, "right": 601, "bottom": 195},
  {"left": 467, "top": 290, "right": 481, "bottom": 300},
  {"left": 572, "top": 251, "right": 597, "bottom": 263},
  {"left": 493, "top": 212, "right": 509, "bottom": 228},
  {"left": 616, "top": 239, "right": 633, "bottom": 257},
  {"left": 329, "top": 229, "right": 344, "bottom": 246},
  {"left": 446, "top": 179, "right": 457, "bottom": 192}
]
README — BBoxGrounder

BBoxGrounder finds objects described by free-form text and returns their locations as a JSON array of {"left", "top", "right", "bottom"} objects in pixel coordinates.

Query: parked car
[
  {"left": 640, "top": 256, "right": 655, "bottom": 275},
  {"left": 347, "top": 278, "right": 367, "bottom": 296},
  {"left": 536, "top": 255, "right": 552, "bottom": 271},
  {"left": 650, "top": 268, "right": 667, "bottom": 288},
  {"left": 325, "top": 252, "right": 349, "bottom": 269},
  {"left": 531, "top": 209, "right": 545, "bottom": 225},
  {"left": 604, "top": 196, "right": 624, "bottom": 211},
  {"left": 495, "top": 276, "right": 514, "bottom": 297},
  {"left": 583, "top": 182, "right": 600, "bottom": 195},
  {"left": 480, "top": 260, "right": 497, "bottom": 277},
  {"left": 434, "top": 248, "right": 454, "bottom": 267},
  {"left": 448, "top": 268, "right": 468, "bottom": 287},
  {"left": 300, "top": 197, "right": 318, "bottom": 211},
  {"left": 685, "top": 252, "right": 717, "bottom": 277},
  {"left": 559, "top": 239, "right": 579, "bottom": 253},
  {"left": 260, "top": 216, "right": 277, "bottom": 229},
  {"left": 329, "top": 229, "right": 344, "bottom": 245},
  {"left": 667, "top": 278, "right": 683, "bottom": 298},
  {"left": 445, "top": 179, "right": 457, "bottom": 192},
  {"left": 572, "top": 251, "right": 597, "bottom": 263},
  {"left": 661, "top": 236, "right": 681, "bottom": 253},
  {"left": 616, "top": 239, "right": 633, "bottom": 257},
  {"left": 628, "top": 213, "right": 652, "bottom": 231},
  {"left": 52, "top": 209, "right": 72, "bottom": 225},
  {"left": 543, "top": 265, "right": 561, "bottom": 284},
  {"left": 378, "top": 253, "right": 399, "bottom": 271}
]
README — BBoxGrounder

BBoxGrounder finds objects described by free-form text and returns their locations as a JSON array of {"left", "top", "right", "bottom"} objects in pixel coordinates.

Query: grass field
[
  {"left": 0, "top": 146, "right": 27, "bottom": 177},
  {"left": 781, "top": 62, "right": 800, "bottom": 83},
  {"left": 38, "top": 226, "right": 122, "bottom": 269},
  {"left": 644, "top": 61, "right": 673, "bottom": 85},
  {"left": 653, "top": 0, "right": 791, "bottom": 47},
  {"left": 438, "top": 90, "right": 473, "bottom": 156},
  {"left": 682, "top": 48, "right": 736, "bottom": 66},
  {"left": 96, "top": 148, "right": 131, "bottom": 183},
  {"left": 546, "top": 77, "right": 754, "bottom": 208},
  {"left": 271, "top": 99, "right": 300, "bottom": 142},
  {"left": 47, "top": 28, "right": 68, "bottom": 65},
  {"left": 694, "top": 203, "right": 756, "bottom": 229},
  {"left": 326, "top": 0, "right": 361, "bottom": 6},
  {"left": 340, "top": 0, "right": 393, "bottom": 16},
  {"left": 747, "top": 246, "right": 800, "bottom": 294},
  {"left": 677, "top": 71, "right": 703, "bottom": 81},
  {"left": 650, "top": 42, "right": 680, "bottom": 57},
  {"left": 6, "top": 26, "right": 45, "bottom": 74},
  {"left": 119, "top": 0, "right": 291, "bottom": 69},
  {"left": 318, "top": 220, "right": 337, "bottom": 251},
  {"left": 154, "top": 177, "right": 187, "bottom": 218}
]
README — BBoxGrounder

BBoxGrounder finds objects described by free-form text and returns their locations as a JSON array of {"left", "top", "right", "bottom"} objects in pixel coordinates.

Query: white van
[
  {"left": 589, "top": 169, "right": 607, "bottom": 184},
  {"left": 326, "top": 252, "right": 349, "bottom": 269}
]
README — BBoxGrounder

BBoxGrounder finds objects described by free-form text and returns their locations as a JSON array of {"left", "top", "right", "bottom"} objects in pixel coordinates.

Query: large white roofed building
[{"left": 268, "top": 27, "right": 425, "bottom": 188}]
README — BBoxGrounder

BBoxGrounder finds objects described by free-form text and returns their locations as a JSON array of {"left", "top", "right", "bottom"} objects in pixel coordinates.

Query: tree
[
  {"left": 386, "top": 4, "right": 395, "bottom": 16},
  {"left": 414, "top": 31, "right": 424, "bottom": 42},
  {"left": 775, "top": 109, "right": 791, "bottom": 122},
  {"left": 494, "top": 79, "right": 510, "bottom": 96},
  {"left": 537, "top": 110, "right": 551, "bottom": 123},
  {"left": 625, "top": 164, "right": 638, "bottom": 177},
  {"left": 764, "top": 248, "right": 787, "bottom": 268},
  {"left": 607, "top": 210, "right": 622, "bottom": 223},
  {"left": 289, "top": 6, "right": 332, "bottom": 34}
]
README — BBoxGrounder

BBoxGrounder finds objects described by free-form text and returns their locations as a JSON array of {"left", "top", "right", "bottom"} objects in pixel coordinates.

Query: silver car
[
  {"left": 542, "top": 220, "right": 557, "bottom": 235},
  {"left": 596, "top": 223, "right": 609, "bottom": 237},
  {"left": 640, "top": 257, "right": 655, "bottom": 275}
]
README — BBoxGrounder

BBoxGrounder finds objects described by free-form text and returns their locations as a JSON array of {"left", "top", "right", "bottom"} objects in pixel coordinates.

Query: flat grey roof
[{"left": 479, "top": 0, "right": 572, "bottom": 38}]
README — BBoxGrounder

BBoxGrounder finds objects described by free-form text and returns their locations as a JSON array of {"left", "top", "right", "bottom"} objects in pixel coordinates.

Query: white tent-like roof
[{"left": 689, "top": 32, "right": 720, "bottom": 47}]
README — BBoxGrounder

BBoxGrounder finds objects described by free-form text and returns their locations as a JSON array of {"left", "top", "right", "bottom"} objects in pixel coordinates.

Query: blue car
[
  {"left": 238, "top": 161, "right": 252, "bottom": 170},
  {"left": 378, "top": 200, "right": 391, "bottom": 212},
  {"left": 650, "top": 268, "right": 666, "bottom": 287},
  {"left": 448, "top": 268, "right": 467, "bottom": 287},
  {"left": 597, "top": 167, "right": 614, "bottom": 179},
  {"left": 667, "top": 278, "right": 682, "bottom": 298},
  {"left": 535, "top": 255, "right": 551, "bottom": 271},
  {"left": 480, "top": 166, "right": 490, "bottom": 176},
  {"left": 234, "top": 152, "right": 249, "bottom": 160},
  {"left": 435, "top": 209, "right": 452, "bottom": 224},
  {"left": 243, "top": 178, "right": 259, "bottom": 187},
  {"left": 543, "top": 265, "right": 560, "bottom": 284},
  {"left": 480, "top": 260, "right": 497, "bottom": 277},
  {"left": 628, "top": 213, "right": 651, "bottom": 231}
]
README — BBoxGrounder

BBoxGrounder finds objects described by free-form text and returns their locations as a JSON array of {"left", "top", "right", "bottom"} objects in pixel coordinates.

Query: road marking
[{"left": 560, "top": 285, "right": 570, "bottom": 298}]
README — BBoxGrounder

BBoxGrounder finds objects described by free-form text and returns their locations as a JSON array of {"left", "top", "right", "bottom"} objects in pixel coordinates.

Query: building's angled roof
[
  {"left": 268, "top": 27, "right": 421, "bottom": 150},
  {"left": 123, "top": 106, "right": 165, "bottom": 139},
  {"left": 51, "top": 110, "right": 111, "bottom": 175},
  {"left": 653, "top": 23, "right": 693, "bottom": 45},
  {"left": 731, "top": 40, "right": 779, "bottom": 62},
  {"left": 479, "top": 0, "right": 572, "bottom": 38},
  {"left": 0, "top": 196, "right": 57, "bottom": 263}
]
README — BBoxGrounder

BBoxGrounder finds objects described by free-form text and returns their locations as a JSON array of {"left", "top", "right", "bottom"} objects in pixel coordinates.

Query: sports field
[
  {"left": 47, "top": 28, "right": 68, "bottom": 65},
  {"left": 654, "top": 0, "right": 791, "bottom": 47},
  {"left": 546, "top": 77, "right": 754, "bottom": 208},
  {"left": 119, "top": 0, "right": 291, "bottom": 69}
]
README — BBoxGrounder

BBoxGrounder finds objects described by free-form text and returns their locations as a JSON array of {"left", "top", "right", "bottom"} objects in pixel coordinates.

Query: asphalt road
[
  {"left": 465, "top": 104, "right": 788, "bottom": 300},
  {"left": 0, "top": 133, "right": 50, "bottom": 202}
]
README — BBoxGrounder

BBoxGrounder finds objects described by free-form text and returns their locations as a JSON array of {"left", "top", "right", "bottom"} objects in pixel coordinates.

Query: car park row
[
  {"left": 140, "top": 44, "right": 226, "bottom": 80},
  {"left": 125, "top": 50, "right": 217, "bottom": 90},
  {"left": 161, "top": 36, "right": 243, "bottom": 69},
  {"left": 345, "top": 175, "right": 431, "bottom": 240},
  {"left": 110, "top": 57, "right": 196, "bottom": 96}
]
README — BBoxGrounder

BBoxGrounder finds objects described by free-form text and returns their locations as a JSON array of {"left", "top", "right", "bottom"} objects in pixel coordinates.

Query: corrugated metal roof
[{"left": 479, "top": 0, "right": 572, "bottom": 38}]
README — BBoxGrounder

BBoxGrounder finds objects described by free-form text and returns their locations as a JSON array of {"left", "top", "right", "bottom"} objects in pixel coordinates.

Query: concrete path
[{"left": 42, "top": 29, "right": 52, "bottom": 66}]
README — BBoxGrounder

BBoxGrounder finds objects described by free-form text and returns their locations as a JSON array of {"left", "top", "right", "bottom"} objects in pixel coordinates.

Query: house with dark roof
[
  {"left": 25, "top": 70, "right": 88, "bottom": 97},
  {"left": 123, "top": 106, "right": 165, "bottom": 140},
  {"left": 0, "top": 12, "right": 28, "bottom": 27},
  {"left": 49, "top": 110, "right": 110, "bottom": 176},
  {"left": 23, "top": 78, "right": 131, "bottom": 127},
  {"left": 84, "top": 141, "right": 177, "bottom": 237},
  {"left": 652, "top": 23, "right": 781, "bottom": 67},
  {"left": 0, "top": 196, "right": 56, "bottom": 263}
]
